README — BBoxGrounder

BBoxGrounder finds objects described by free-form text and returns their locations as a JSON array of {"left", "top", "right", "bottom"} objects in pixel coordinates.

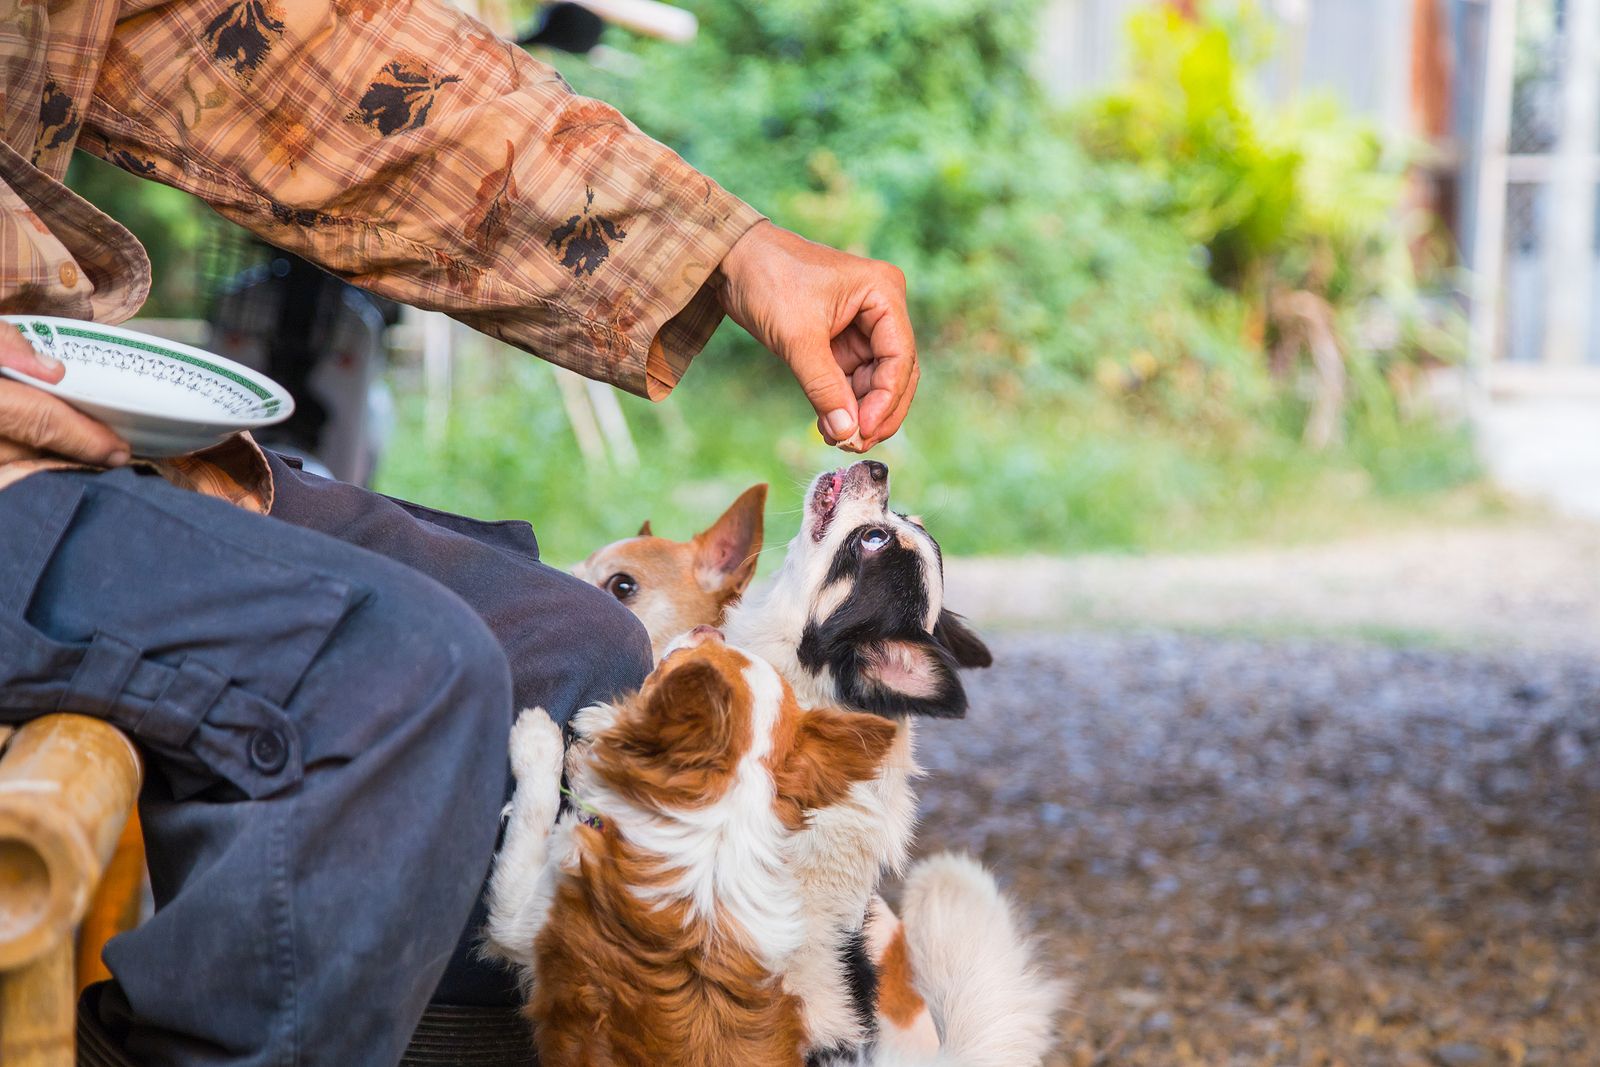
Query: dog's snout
[{"left": 827, "top": 460, "right": 891, "bottom": 515}]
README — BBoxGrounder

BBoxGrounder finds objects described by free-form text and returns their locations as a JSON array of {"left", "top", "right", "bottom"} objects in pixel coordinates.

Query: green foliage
[
  {"left": 1073, "top": 1, "right": 1463, "bottom": 445},
  {"left": 376, "top": 348, "right": 1489, "bottom": 564},
  {"left": 383, "top": 0, "right": 1481, "bottom": 557},
  {"left": 65, "top": 154, "right": 213, "bottom": 318},
  {"left": 1076, "top": 4, "right": 1297, "bottom": 284},
  {"left": 55, "top": 0, "right": 1479, "bottom": 556}
]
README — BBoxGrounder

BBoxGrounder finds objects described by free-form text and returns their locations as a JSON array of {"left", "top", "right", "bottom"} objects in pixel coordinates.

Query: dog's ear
[
  {"left": 637, "top": 519, "right": 653, "bottom": 537},
  {"left": 629, "top": 655, "right": 737, "bottom": 768},
  {"left": 933, "top": 610, "right": 992, "bottom": 669},
  {"left": 692, "top": 483, "right": 767, "bottom": 597},
  {"left": 775, "top": 706, "right": 898, "bottom": 814},
  {"left": 851, "top": 638, "right": 969, "bottom": 719}
]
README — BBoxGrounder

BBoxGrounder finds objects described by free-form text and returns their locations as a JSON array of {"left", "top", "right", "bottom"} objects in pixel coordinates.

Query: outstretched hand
[
  {"left": 716, "top": 222, "right": 919, "bottom": 452},
  {"left": 0, "top": 322, "right": 130, "bottom": 466}
]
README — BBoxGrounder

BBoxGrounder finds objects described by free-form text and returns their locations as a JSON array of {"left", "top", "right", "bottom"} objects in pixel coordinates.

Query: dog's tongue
[{"left": 810, "top": 471, "right": 845, "bottom": 541}]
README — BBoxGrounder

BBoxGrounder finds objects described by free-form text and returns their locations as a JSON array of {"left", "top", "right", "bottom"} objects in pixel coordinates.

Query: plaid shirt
[{"left": 1, "top": 0, "right": 762, "bottom": 400}]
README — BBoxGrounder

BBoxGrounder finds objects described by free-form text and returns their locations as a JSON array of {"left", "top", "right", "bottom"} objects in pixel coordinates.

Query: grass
[{"left": 374, "top": 341, "right": 1495, "bottom": 569}]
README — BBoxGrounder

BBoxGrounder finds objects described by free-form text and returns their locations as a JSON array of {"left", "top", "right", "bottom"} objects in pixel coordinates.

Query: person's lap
[
  {"left": 0, "top": 458, "right": 649, "bottom": 1065},
  {"left": 263, "top": 451, "right": 652, "bottom": 1006}
]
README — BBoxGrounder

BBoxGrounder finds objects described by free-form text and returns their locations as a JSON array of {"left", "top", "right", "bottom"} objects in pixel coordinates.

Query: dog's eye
[
  {"left": 605, "top": 573, "right": 638, "bottom": 601},
  {"left": 860, "top": 528, "right": 890, "bottom": 552}
]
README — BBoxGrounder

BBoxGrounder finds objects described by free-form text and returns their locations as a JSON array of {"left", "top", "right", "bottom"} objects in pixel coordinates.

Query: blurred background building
[{"left": 1041, "top": 0, "right": 1600, "bottom": 518}]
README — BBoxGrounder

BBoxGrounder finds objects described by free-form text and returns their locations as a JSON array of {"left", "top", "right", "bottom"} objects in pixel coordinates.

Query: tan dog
[{"left": 573, "top": 484, "right": 767, "bottom": 662}]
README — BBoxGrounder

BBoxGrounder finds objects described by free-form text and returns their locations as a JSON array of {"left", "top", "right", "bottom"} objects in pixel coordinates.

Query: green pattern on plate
[{"left": 41, "top": 323, "right": 282, "bottom": 418}]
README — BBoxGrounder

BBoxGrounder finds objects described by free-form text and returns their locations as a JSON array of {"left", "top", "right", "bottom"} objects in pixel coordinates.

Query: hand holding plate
[{"left": 0, "top": 322, "right": 130, "bottom": 467}]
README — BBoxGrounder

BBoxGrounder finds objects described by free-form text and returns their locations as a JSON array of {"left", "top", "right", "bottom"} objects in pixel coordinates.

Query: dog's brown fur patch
[
  {"left": 875, "top": 924, "right": 928, "bottom": 1028},
  {"left": 531, "top": 823, "right": 811, "bottom": 1066},
  {"left": 592, "top": 644, "right": 753, "bottom": 811},
  {"left": 771, "top": 704, "right": 899, "bottom": 832}
]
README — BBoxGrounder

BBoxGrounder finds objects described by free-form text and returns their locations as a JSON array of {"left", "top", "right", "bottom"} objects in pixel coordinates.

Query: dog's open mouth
[{"left": 809, "top": 469, "right": 845, "bottom": 543}]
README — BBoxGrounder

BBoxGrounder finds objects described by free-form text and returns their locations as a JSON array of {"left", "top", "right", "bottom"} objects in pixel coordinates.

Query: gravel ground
[{"left": 904, "top": 631, "right": 1600, "bottom": 1067}]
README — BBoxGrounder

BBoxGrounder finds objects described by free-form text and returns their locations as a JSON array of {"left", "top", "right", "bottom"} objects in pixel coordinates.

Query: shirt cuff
[{"left": 644, "top": 197, "right": 765, "bottom": 401}]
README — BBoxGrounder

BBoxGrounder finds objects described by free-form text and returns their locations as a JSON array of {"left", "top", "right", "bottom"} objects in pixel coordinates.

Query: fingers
[
  {"left": 862, "top": 360, "right": 919, "bottom": 450},
  {"left": 785, "top": 338, "right": 861, "bottom": 444},
  {"left": 0, "top": 380, "right": 130, "bottom": 466},
  {"left": 0, "top": 439, "right": 42, "bottom": 465},
  {"left": 848, "top": 286, "right": 917, "bottom": 446},
  {"left": 714, "top": 221, "right": 918, "bottom": 450},
  {"left": 0, "top": 324, "right": 130, "bottom": 464}
]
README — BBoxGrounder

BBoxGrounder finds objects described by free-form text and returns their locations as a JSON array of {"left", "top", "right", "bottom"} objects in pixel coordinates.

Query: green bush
[
  {"left": 1073, "top": 1, "right": 1464, "bottom": 445},
  {"left": 66, "top": 153, "right": 212, "bottom": 318},
  {"left": 376, "top": 347, "right": 1488, "bottom": 563},
  {"left": 560, "top": 0, "right": 1464, "bottom": 450}
]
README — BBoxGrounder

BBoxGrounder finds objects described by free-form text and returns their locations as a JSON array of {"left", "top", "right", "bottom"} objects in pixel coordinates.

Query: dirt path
[
  {"left": 905, "top": 521, "right": 1600, "bottom": 1065},
  {"left": 943, "top": 519, "right": 1600, "bottom": 654}
]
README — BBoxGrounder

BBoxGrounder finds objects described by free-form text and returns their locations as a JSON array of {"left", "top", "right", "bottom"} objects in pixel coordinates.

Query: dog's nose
[{"left": 864, "top": 460, "right": 888, "bottom": 483}]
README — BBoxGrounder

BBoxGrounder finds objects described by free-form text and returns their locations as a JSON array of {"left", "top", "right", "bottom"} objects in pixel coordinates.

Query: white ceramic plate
[{"left": 1, "top": 315, "right": 294, "bottom": 458}]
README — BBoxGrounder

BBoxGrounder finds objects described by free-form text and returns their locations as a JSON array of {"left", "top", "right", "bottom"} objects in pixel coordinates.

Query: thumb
[
  {"left": 783, "top": 340, "right": 858, "bottom": 444},
  {"left": 0, "top": 323, "right": 65, "bottom": 384}
]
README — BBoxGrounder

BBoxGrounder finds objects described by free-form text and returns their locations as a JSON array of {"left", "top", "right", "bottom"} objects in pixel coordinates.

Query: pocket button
[{"left": 248, "top": 729, "right": 288, "bottom": 774}]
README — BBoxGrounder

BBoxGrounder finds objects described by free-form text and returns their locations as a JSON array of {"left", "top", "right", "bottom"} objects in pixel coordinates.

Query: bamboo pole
[
  {"left": 75, "top": 810, "right": 146, "bottom": 992},
  {"left": 0, "top": 936, "right": 74, "bottom": 1067},
  {"left": 0, "top": 715, "right": 142, "bottom": 971}
]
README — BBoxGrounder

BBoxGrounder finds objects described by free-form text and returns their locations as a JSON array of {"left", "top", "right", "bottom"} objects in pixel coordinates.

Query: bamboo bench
[{"left": 0, "top": 716, "right": 143, "bottom": 1066}]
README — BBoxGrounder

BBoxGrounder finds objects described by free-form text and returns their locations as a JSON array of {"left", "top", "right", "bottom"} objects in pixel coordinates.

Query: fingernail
[
  {"left": 35, "top": 349, "right": 62, "bottom": 371},
  {"left": 824, "top": 409, "right": 855, "bottom": 440},
  {"left": 106, "top": 449, "right": 130, "bottom": 466}
]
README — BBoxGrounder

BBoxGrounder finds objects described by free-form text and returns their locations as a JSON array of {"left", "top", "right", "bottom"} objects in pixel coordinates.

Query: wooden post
[
  {"left": 0, "top": 715, "right": 142, "bottom": 970},
  {"left": 0, "top": 937, "right": 74, "bottom": 1067},
  {"left": 75, "top": 810, "right": 146, "bottom": 992}
]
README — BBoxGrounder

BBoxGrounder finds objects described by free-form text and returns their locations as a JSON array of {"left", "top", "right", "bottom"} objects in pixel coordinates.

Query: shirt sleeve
[{"left": 79, "top": 0, "right": 765, "bottom": 398}]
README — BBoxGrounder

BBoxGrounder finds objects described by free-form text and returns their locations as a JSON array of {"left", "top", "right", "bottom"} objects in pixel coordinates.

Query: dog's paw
[
  {"left": 570, "top": 702, "right": 617, "bottom": 741},
  {"left": 508, "top": 708, "right": 564, "bottom": 783}
]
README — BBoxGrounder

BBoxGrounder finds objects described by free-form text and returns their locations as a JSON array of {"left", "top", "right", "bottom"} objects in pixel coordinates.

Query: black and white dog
[{"left": 722, "top": 460, "right": 1058, "bottom": 1066}]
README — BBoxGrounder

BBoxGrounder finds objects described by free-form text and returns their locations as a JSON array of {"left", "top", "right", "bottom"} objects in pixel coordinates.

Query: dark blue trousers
[{"left": 0, "top": 456, "right": 651, "bottom": 1066}]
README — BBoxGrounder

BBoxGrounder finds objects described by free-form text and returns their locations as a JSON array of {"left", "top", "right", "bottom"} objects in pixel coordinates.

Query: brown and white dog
[
  {"left": 576, "top": 463, "right": 1061, "bottom": 1067},
  {"left": 483, "top": 627, "right": 898, "bottom": 1067}
]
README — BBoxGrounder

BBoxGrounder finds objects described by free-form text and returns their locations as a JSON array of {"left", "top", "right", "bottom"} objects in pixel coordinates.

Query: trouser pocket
[{"left": 0, "top": 469, "right": 364, "bottom": 799}]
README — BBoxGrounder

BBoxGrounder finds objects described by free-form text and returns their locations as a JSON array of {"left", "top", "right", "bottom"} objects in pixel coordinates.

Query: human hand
[
  {"left": 716, "top": 221, "right": 918, "bottom": 452},
  {"left": 0, "top": 322, "right": 130, "bottom": 466}
]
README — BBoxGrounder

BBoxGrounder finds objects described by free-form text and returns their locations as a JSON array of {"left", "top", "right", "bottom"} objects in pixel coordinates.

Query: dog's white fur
[
  {"left": 721, "top": 474, "right": 933, "bottom": 1053},
  {"left": 897, "top": 853, "right": 1066, "bottom": 1067},
  {"left": 483, "top": 707, "right": 576, "bottom": 975}
]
